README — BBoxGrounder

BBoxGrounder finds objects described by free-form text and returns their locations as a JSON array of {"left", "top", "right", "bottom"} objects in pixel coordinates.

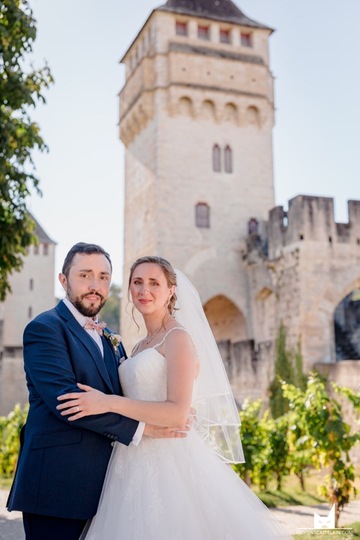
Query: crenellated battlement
[{"left": 267, "top": 195, "right": 360, "bottom": 257}]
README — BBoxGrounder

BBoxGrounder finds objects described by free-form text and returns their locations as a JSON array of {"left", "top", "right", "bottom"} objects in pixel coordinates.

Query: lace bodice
[
  {"left": 119, "top": 327, "right": 186, "bottom": 401},
  {"left": 119, "top": 348, "right": 167, "bottom": 401}
]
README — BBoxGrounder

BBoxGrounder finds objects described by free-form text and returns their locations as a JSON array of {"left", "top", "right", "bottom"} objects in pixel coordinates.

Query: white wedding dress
[{"left": 82, "top": 333, "right": 291, "bottom": 540}]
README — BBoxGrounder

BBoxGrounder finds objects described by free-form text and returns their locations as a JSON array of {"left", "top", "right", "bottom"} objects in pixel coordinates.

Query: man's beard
[{"left": 66, "top": 286, "right": 106, "bottom": 317}]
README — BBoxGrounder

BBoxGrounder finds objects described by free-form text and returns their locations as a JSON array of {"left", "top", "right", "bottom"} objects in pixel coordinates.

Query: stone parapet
[{"left": 268, "top": 195, "right": 360, "bottom": 259}]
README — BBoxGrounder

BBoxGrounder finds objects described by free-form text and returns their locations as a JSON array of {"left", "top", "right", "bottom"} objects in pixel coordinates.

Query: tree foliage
[
  {"left": 282, "top": 372, "right": 360, "bottom": 525},
  {"left": 234, "top": 399, "right": 268, "bottom": 486},
  {"left": 99, "top": 284, "right": 121, "bottom": 333},
  {"left": 269, "top": 324, "right": 306, "bottom": 418},
  {"left": 235, "top": 400, "right": 291, "bottom": 491},
  {"left": 0, "top": 0, "right": 53, "bottom": 300},
  {"left": 0, "top": 403, "right": 28, "bottom": 476}
]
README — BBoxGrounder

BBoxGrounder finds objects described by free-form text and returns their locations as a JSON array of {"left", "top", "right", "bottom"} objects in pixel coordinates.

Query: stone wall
[
  {"left": 0, "top": 352, "right": 27, "bottom": 416},
  {"left": 219, "top": 338, "right": 274, "bottom": 405}
]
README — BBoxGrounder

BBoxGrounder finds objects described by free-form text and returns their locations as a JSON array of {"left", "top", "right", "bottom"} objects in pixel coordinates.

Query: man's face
[{"left": 59, "top": 253, "right": 111, "bottom": 317}]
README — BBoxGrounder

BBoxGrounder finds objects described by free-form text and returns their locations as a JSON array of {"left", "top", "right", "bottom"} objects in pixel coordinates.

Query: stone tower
[
  {"left": 119, "top": 0, "right": 275, "bottom": 346},
  {"left": 0, "top": 217, "right": 56, "bottom": 414}
]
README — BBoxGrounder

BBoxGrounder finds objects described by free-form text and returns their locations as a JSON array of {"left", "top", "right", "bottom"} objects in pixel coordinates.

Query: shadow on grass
[{"left": 259, "top": 489, "right": 325, "bottom": 508}]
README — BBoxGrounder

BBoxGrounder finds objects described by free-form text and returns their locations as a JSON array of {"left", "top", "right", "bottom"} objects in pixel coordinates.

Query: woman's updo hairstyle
[{"left": 128, "top": 256, "right": 178, "bottom": 315}]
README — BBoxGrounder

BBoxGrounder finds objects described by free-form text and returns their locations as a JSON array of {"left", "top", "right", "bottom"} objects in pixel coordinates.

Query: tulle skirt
[{"left": 82, "top": 429, "right": 290, "bottom": 540}]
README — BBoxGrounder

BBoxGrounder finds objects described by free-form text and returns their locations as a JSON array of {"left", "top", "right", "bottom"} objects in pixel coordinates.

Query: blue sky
[{"left": 28, "top": 0, "right": 360, "bottom": 292}]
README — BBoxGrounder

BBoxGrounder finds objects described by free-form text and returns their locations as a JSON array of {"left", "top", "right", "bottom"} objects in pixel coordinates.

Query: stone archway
[
  {"left": 203, "top": 295, "right": 246, "bottom": 342},
  {"left": 334, "top": 289, "right": 360, "bottom": 360}
]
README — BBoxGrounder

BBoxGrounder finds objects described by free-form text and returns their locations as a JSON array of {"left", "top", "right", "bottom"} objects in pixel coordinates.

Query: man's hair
[{"left": 61, "top": 243, "right": 112, "bottom": 277}]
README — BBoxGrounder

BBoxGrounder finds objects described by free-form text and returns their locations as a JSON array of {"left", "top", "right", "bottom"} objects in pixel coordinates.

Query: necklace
[{"left": 145, "top": 314, "right": 170, "bottom": 345}]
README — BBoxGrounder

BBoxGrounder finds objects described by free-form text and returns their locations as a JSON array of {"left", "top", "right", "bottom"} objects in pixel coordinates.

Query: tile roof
[{"left": 157, "top": 0, "right": 272, "bottom": 30}]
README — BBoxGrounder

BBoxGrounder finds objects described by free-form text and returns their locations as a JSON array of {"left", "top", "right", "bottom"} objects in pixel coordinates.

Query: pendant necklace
[{"left": 145, "top": 314, "right": 170, "bottom": 345}]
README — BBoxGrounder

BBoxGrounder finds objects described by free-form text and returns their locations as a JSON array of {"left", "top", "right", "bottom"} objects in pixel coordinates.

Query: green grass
[
  {"left": 253, "top": 470, "right": 328, "bottom": 507},
  {"left": 251, "top": 469, "right": 360, "bottom": 508}
]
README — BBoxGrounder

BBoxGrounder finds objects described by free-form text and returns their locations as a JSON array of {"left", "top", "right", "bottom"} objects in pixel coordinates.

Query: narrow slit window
[
  {"left": 213, "top": 144, "right": 221, "bottom": 172},
  {"left": 224, "top": 145, "right": 233, "bottom": 173}
]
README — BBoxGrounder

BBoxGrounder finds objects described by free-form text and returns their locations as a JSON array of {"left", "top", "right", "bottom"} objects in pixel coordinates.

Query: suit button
[{"left": 111, "top": 442, "right": 115, "bottom": 447}]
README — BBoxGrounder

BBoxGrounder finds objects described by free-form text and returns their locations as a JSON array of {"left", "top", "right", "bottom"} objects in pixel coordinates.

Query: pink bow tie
[{"left": 84, "top": 320, "right": 106, "bottom": 335}]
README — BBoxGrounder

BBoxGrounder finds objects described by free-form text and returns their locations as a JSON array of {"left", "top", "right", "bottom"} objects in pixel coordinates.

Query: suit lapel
[
  {"left": 56, "top": 302, "right": 114, "bottom": 391},
  {"left": 102, "top": 338, "right": 121, "bottom": 395}
]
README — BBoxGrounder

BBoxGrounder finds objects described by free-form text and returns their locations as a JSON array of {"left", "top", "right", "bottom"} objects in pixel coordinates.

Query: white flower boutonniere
[{"left": 103, "top": 329, "right": 122, "bottom": 352}]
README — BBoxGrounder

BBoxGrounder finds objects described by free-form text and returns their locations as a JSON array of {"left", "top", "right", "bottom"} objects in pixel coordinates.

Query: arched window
[
  {"left": 202, "top": 100, "right": 216, "bottom": 120},
  {"left": 195, "top": 203, "right": 210, "bottom": 228},
  {"left": 224, "top": 145, "right": 233, "bottom": 173},
  {"left": 248, "top": 218, "right": 259, "bottom": 235},
  {"left": 179, "top": 96, "right": 193, "bottom": 117},
  {"left": 224, "top": 102, "right": 237, "bottom": 123},
  {"left": 212, "top": 144, "right": 221, "bottom": 172},
  {"left": 247, "top": 105, "right": 260, "bottom": 127}
]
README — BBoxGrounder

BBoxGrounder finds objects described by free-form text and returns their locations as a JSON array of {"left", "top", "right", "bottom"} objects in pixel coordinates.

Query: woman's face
[{"left": 129, "top": 263, "right": 174, "bottom": 317}]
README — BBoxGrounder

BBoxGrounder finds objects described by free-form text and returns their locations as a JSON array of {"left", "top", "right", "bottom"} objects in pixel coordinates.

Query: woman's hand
[{"left": 57, "top": 383, "right": 112, "bottom": 420}]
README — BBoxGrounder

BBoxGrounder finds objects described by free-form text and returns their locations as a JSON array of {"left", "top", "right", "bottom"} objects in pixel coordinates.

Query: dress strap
[
  {"left": 130, "top": 341, "right": 141, "bottom": 356},
  {"left": 153, "top": 327, "right": 188, "bottom": 350}
]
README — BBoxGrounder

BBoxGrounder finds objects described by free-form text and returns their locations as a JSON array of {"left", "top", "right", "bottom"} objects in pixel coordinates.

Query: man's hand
[
  {"left": 143, "top": 423, "right": 190, "bottom": 438},
  {"left": 143, "top": 410, "right": 195, "bottom": 438}
]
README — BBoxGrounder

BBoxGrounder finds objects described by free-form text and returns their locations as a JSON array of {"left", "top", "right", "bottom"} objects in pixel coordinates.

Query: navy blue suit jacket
[{"left": 7, "top": 300, "right": 138, "bottom": 520}]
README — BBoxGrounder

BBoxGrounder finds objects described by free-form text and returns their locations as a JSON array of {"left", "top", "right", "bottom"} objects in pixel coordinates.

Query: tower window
[
  {"left": 195, "top": 203, "right": 210, "bottom": 228},
  {"left": 29, "top": 278, "right": 34, "bottom": 290},
  {"left": 224, "top": 145, "right": 233, "bottom": 173},
  {"left": 241, "top": 32, "right": 252, "bottom": 47},
  {"left": 198, "top": 25, "right": 210, "bottom": 40},
  {"left": 248, "top": 218, "right": 259, "bottom": 235},
  {"left": 28, "top": 306, "right": 33, "bottom": 319},
  {"left": 176, "top": 21, "right": 188, "bottom": 36},
  {"left": 43, "top": 243, "right": 49, "bottom": 255},
  {"left": 212, "top": 144, "right": 221, "bottom": 172},
  {"left": 34, "top": 245, "right": 39, "bottom": 255},
  {"left": 220, "top": 29, "right": 231, "bottom": 44}
]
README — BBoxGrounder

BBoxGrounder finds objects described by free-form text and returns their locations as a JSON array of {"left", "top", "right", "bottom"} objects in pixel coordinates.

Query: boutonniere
[{"left": 103, "top": 329, "right": 122, "bottom": 352}]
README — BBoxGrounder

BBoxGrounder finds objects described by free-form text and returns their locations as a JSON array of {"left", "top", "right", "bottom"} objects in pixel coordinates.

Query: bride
[{"left": 57, "top": 256, "right": 291, "bottom": 539}]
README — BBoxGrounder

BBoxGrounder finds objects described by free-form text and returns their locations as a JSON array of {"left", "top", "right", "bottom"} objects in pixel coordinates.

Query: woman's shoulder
[{"left": 154, "top": 324, "right": 190, "bottom": 349}]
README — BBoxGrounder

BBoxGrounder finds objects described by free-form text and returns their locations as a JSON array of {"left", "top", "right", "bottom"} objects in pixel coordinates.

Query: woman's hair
[{"left": 128, "top": 256, "right": 178, "bottom": 315}]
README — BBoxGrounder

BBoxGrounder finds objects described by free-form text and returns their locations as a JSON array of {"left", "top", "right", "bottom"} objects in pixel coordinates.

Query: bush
[{"left": 0, "top": 403, "right": 28, "bottom": 476}]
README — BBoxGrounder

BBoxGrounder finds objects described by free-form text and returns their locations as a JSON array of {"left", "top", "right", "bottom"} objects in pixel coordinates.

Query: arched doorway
[
  {"left": 203, "top": 295, "right": 246, "bottom": 342},
  {"left": 334, "top": 289, "right": 360, "bottom": 360}
]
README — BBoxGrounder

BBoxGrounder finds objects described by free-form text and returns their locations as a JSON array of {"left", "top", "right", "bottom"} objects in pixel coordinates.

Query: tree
[
  {"left": 0, "top": 403, "right": 28, "bottom": 476},
  {"left": 269, "top": 325, "right": 307, "bottom": 418},
  {"left": 0, "top": 0, "right": 53, "bottom": 300},
  {"left": 234, "top": 399, "right": 268, "bottom": 486},
  {"left": 99, "top": 284, "right": 121, "bottom": 333},
  {"left": 282, "top": 373, "right": 360, "bottom": 526},
  {"left": 265, "top": 414, "right": 290, "bottom": 491},
  {"left": 235, "top": 400, "right": 290, "bottom": 491},
  {"left": 269, "top": 324, "right": 295, "bottom": 418}
]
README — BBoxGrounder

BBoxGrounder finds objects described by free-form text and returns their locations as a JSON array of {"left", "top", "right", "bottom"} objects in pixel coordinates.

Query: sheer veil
[{"left": 174, "top": 269, "right": 244, "bottom": 464}]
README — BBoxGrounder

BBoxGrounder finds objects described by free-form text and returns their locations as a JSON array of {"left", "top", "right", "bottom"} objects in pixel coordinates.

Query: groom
[{"left": 7, "top": 242, "right": 187, "bottom": 540}]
